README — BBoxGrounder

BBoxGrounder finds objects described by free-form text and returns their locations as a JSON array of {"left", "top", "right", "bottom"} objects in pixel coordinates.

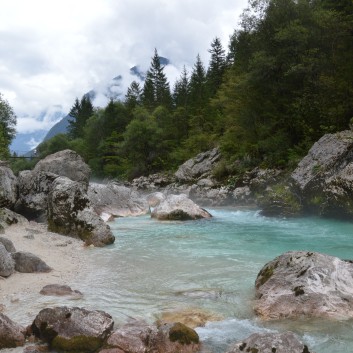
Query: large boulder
[
  {"left": 291, "top": 130, "right": 353, "bottom": 215},
  {"left": 103, "top": 321, "right": 200, "bottom": 353},
  {"left": 88, "top": 182, "right": 149, "bottom": 218},
  {"left": 175, "top": 148, "right": 221, "bottom": 183},
  {"left": 0, "top": 165, "right": 18, "bottom": 209},
  {"left": 226, "top": 332, "right": 313, "bottom": 353},
  {"left": 0, "top": 313, "right": 26, "bottom": 349},
  {"left": 151, "top": 194, "right": 212, "bottom": 221},
  {"left": 31, "top": 307, "right": 114, "bottom": 352},
  {"left": 0, "top": 243, "right": 15, "bottom": 277},
  {"left": 48, "top": 177, "right": 115, "bottom": 247},
  {"left": 33, "top": 149, "right": 91, "bottom": 187},
  {"left": 254, "top": 251, "right": 353, "bottom": 320},
  {"left": 15, "top": 171, "right": 58, "bottom": 221},
  {"left": 12, "top": 252, "right": 52, "bottom": 273}
]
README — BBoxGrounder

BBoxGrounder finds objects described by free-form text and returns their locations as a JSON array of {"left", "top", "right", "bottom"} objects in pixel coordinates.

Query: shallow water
[
  {"left": 5, "top": 209, "right": 353, "bottom": 352},
  {"left": 73, "top": 209, "right": 353, "bottom": 353}
]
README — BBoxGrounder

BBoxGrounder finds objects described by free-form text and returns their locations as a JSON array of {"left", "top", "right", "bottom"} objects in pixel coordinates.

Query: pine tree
[
  {"left": 125, "top": 81, "right": 142, "bottom": 112},
  {"left": 173, "top": 66, "right": 190, "bottom": 109},
  {"left": 142, "top": 49, "right": 172, "bottom": 111},
  {"left": 206, "top": 37, "right": 226, "bottom": 97},
  {"left": 68, "top": 95, "right": 94, "bottom": 139}
]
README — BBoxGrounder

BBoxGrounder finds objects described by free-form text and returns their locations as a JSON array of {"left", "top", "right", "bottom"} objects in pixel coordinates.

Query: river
[{"left": 74, "top": 208, "right": 353, "bottom": 352}]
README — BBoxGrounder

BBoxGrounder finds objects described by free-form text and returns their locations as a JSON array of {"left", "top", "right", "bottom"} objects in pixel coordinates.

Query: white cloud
[{"left": 0, "top": 0, "right": 248, "bottom": 135}]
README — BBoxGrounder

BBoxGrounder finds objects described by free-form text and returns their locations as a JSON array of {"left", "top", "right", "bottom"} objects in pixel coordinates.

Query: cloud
[{"left": 0, "top": 0, "right": 248, "bottom": 135}]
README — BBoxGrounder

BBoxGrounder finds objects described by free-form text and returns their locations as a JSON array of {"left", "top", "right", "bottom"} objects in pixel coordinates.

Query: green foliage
[
  {"left": 0, "top": 93, "right": 16, "bottom": 159},
  {"left": 68, "top": 95, "right": 94, "bottom": 139}
]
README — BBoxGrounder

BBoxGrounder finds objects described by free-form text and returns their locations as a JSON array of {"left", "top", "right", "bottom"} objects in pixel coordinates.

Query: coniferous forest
[{"left": 9, "top": 0, "right": 353, "bottom": 180}]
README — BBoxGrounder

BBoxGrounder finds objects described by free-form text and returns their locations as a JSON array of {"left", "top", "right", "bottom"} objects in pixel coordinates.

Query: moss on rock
[{"left": 168, "top": 322, "right": 199, "bottom": 345}]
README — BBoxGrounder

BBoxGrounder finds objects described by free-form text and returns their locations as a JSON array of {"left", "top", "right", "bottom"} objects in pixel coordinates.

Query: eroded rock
[
  {"left": 31, "top": 307, "right": 114, "bottom": 352},
  {"left": 0, "top": 243, "right": 15, "bottom": 277},
  {"left": 254, "top": 251, "right": 353, "bottom": 320},
  {"left": 151, "top": 194, "right": 212, "bottom": 221},
  {"left": 0, "top": 165, "right": 18, "bottom": 209},
  {"left": 48, "top": 177, "right": 115, "bottom": 247},
  {"left": 39, "top": 284, "right": 83, "bottom": 299}
]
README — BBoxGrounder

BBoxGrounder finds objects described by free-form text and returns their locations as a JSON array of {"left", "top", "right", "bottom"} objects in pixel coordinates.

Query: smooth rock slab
[
  {"left": 227, "top": 332, "right": 313, "bottom": 353},
  {"left": 32, "top": 307, "right": 114, "bottom": 352},
  {"left": 0, "top": 313, "right": 26, "bottom": 349},
  {"left": 254, "top": 251, "right": 353, "bottom": 320},
  {"left": 151, "top": 194, "right": 212, "bottom": 221},
  {"left": 0, "top": 236, "right": 16, "bottom": 253}
]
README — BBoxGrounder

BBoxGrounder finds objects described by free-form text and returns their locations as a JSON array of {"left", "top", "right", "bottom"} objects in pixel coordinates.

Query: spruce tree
[
  {"left": 206, "top": 37, "right": 226, "bottom": 97},
  {"left": 142, "top": 49, "right": 172, "bottom": 111},
  {"left": 68, "top": 95, "right": 94, "bottom": 139}
]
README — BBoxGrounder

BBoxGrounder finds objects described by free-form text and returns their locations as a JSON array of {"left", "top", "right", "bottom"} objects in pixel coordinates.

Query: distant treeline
[{"left": 12, "top": 0, "right": 353, "bottom": 181}]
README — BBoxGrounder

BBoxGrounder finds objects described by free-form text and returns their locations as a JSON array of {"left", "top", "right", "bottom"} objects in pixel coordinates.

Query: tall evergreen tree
[
  {"left": 142, "top": 49, "right": 172, "bottom": 111},
  {"left": 173, "top": 66, "right": 190, "bottom": 109},
  {"left": 68, "top": 95, "right": 94, "bottom": 139},
  {"left": 206, "top": 37, "right": 226, "bottom": 97},
  {"left": 125, "top": 81, "right": 142, "bottom": 112}
]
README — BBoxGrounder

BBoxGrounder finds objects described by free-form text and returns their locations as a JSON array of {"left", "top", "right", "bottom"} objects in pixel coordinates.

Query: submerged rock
[
  {"left": 159, "top": 307, "right": 223, "bottom": 328},
  {"left": 39, "top": 284, "right": 83, "bottom": 299},
  {"left": 227, "top": 332, "right": 313, "bottom": 353},
  {"left": 31, "top": 306, "right": 114, "bottom": 352},
  {"left": 254, "top": 251, "right": 353, "bottom": 320},
  {"left": 0, "top": 313, "right": 26, "bottom": 349},
  {"left": 151, "top": 194, "right": 212, "bottom": 221}
]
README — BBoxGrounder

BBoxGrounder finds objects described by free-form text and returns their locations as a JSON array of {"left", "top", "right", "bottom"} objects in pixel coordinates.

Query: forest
[{"left": 7, "top": 0, "right": 353, "bottom": 181}]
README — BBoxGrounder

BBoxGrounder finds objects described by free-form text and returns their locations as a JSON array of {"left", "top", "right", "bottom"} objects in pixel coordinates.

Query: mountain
[
  {"left": 10, "top": 105, "right": 66, "bottom": 155},
  {"left": 11, "top": 57, "right": 171, "bottom": 154}
]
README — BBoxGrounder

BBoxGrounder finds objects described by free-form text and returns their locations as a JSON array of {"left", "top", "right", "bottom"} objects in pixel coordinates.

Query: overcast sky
[{"left": 1, "top": 0, "right": 248, "bottom": 134}]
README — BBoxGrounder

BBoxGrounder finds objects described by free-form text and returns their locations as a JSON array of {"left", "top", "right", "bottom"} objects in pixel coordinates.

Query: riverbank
[{"left": 0, "top": 222, "right": 87, "bottom": 326}]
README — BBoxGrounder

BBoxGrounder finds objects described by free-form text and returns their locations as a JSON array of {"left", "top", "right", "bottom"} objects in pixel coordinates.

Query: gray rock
[
  {"left": 0, "top": 208, "right": 28, "bottom": 229},
  {"left": 151, "top": 194, "right": 212, "bottom": 221},
  {"left": 0, "top": 236, "right": 16, "bottom": 253},
  {"left": 0, "top": 166, "right": 18, "bottom": 209},
  {"left": 227, "top": 332, "right": 313, "bottom": 353},
  {"left": 291, "top": 130, "right": 353, "bottom": 213},
  {"left": 88, "top": 182, "right": 149, "bottom": 218},
  {"left": 15, "top": 171, "right": 58, "bottom": 221},
  {"left": 175, "top": 148, "right": 221, "bottom": 183},
  {"left": 48, "top": 177, "right": 115, "bottom": 247},
  {"left": 0, "top": 313, "right": 26, "bottom": 349},
  {"left": 104, "top": 321, "right": 200, "bottom": 353},
  {"left": 39, "top": 284, "right": 83, "bottom": 299},
  {"left": 0, "top": 243, "right": 15, "bottom": 277},
  {"left": 33, "top": 149, "right": 91, "bottom": 187},
  {"left": 254, "top": 251, "right": 353, "bottom": 320},
  {"left": 31, "top": 306, "right": 114, "bottom": 352},
  {"left": 12, "top": 252, "right": 52, "bottom": 273},
  {"left": 131, "top": 173, "right": 175, "bottom": 191},
  {"left": 146, "top": 192, "right": 165, "bottom": 207}
]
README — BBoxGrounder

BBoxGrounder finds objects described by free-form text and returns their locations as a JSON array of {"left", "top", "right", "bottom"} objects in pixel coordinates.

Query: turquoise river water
[
  {"left": 6, "top": 208, "right": 353, "bottom": 352},
  {"left": 75, "top": 208, "right": 353, "bottom": 353}
]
